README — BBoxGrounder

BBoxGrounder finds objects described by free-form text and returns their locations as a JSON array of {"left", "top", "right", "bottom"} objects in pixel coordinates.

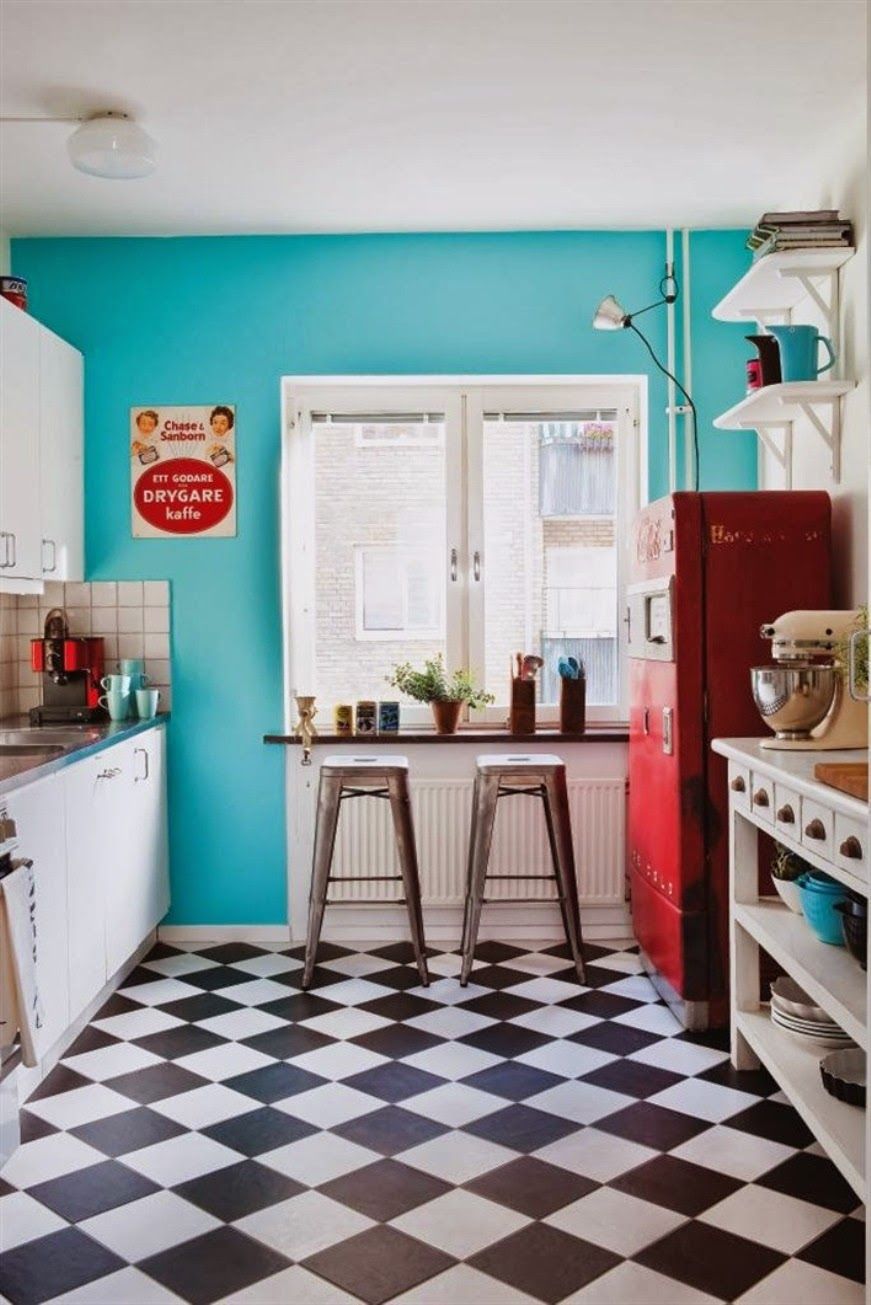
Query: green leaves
[{"left": 387, "top": 655, "right": 494, "bottom": 709}]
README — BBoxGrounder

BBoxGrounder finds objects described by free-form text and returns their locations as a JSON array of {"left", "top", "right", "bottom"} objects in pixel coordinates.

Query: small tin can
[
  {"left": 0, "top": 276, "right": 27, "bottom": 311},
  {"left": 378, "top": 701, "right": 400, "bottom": 733},
  {"left": 354, "top": 700, "right": 377, "bottom": 735},
  {"left": 333, "top": 704, "right": 353, "bottom": 736}
]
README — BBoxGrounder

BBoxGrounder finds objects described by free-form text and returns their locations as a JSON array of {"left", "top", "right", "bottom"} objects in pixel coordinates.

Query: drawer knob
[
  {"left": 776, "top": 804, "right": 795, "bottom": 824},
  {"left": 730, "top": 776, "right": 746, "bottom": 793},
  {"left": 805, "top": 818, "right": 827, "bottom": 841},
  {"left": 839, "top": 836, "right": 863, "bottom": 860},
  {"left": 752, "top": 788, "right": 769, "bottom": 807}
]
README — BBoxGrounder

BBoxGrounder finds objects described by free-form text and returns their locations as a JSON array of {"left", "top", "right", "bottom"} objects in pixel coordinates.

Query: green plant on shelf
[
  {"left": 772, "top": 841, "right": 813, "bottom": 882},
  {"left": 387, "top": 655, "right": 494, "bottom": 709},
  {"left": 835, "top": 605, "right": 868, "bottom": 694}
]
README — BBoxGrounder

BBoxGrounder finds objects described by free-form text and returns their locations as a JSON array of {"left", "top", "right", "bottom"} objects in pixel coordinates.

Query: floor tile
[
  {"left": 150, "top": 1084, "right": 260, "bottom": 1130},
  {"left": 333, "top": 1105, "right": 448, "bottom": 1156},
  {"left": 319, "top": 1159, "right": 452, "bottom": 1222},
  {"left": 458, "top": 1060, "right": 563, "bottom": 1102},
  {"left": 175, "top": 1159, "right": 304, "bottom": 1222},
  {"left": 796, "top": 1217, "right": 866, "bottom": 1283},
  {"left": 302, "top": 1223, "right": 455, "bottom": 1305},
  {"left": 461, "top": 991, "right": 539, "bottom": 1021},
  {"left": 567, "top": 1259, "right": 720, "bottom": 1304},
  {"left": 558, "top": 989, "right": 640, "bottom": 1019},
  {"left": 579, "top": 1056, "right": 683, "bottom": 1099},
  {"left": 173, "top": 1043, "right": 276, "bottom": 1083},
  {"left": 400, "top": 1041, "right": 501, "bottom": 1081},
  {"left": 226, "top": 952, "right": 303, "bottom": 978},
  {"left": 516, "top": 1039, "right": 616, "bottom": 1079},
  {"left": 275, "top": 1082, "right": 383, "bottom": 1128},
  {"left": 23, "top": 1083, "right": 133, "bottom": 1131},
  {"left": 118, "top": 977, "right": 205, "bottom": 1006},
  {"left": 195, "top": 1007, "right": 287, "bottom": 1041},
  {"left": 288, "top": 1041, "right": 390, "bottom": 1082},
  {"left": 27, "top": 1157, "right": 158, "bottom": 1222},
  {"left": 0, "top": 1226, "right": 125, "bottom": 1304},
  {"left": 390, "top": 1262, "right": 538, "bottom": 1304},
  {"left": 134, "top": 1024, "right": 229, "bottom": 1061},
  {"left": 308, "top": 977, "right": 396, "bottom": 1007},
  {"left": 141, "top": 951, "right": 220, "bottom": 978},
  {"left": 546, "top": 1184, "right": 686, "bottom": 1256},
  {"left": 397, "top": 1129, "right": 515, "bottom": 1184},
  {"left": 726, "top": 1099, "right": 816, "bottom": 1149},
  {"left": 79, "top": 1188, "right": 220, "bottom": 1260},
  {"left": 734, "top": 1256, "right": 865, "bottom": 1304},
  {"left": 468, "top": 1220, "right": 620, "bottom": 1303},
  {"left": 218, "top": 1263, "right": 358, "bottom": 1304},
  {"left": 506, "top": 951, "right": 578, "bottom": 977},
  {"left": 297, "top": 1006, "right": 392, "bottom": 1041},
  {"left": 525, "top": 1079, "right": 634, "bottom": 1125},
  {"left": 404, "top": 978, "right": 491, "bottom": 1006},
  {"left": 392, "top": 1187, "right": 529, "bottom": 1258},
  {"left": 630, "top": 1038, "right": 731, "bottom": 1076},
  {"left": 140, "top": 1225, "right": 291, "bottom": 1305},
  {"left": 569, "top": 1020, "right": 659, "bottom": 1056},
  {"left": 509, "top": 1005, "right": 600, "bottom": 1038},
  {"left": 358, "top": 992, "right": 441, "bottom": 1023},
  {"left": 123, "top": 1132, "right": 243, "bottom": 1186},
  {"left": 636, "top": 1220, "right": 786, "bottom": 1301},
  {"left": 611, "top": 1153, "right": 743, "bottom": 1216},
  {"left": 204, "top": 1105, "right": 318, "bottom": 1156},
  {"left": 0, "top": 1133, "right": 106, "bottom": 1189},
  {"left": 223, "top": 1061, "right": 328, "bottom": 1104},
  {"left": 701, "top": 1183, "right": 842, "bottom": 1255},
  {"left": 404, "top": 1005, "right": 496, "bottom": 1040},
  {"left": 343, "top": 1062, "right": 446, "bottom": 1103},
  {"left": 157, "top": 992, "right": 245, "bottom": 1024},
  {"left": 464, "top": 1103, "right": 579, "bottom": 1153},
  {"left": 46, "top": 1264, "right": 184, "bottom": 1303},
  {"left": 401, "top": 1082, "right": 506, "bottom": 1127},
  {"left": 595, "top": 1100, "right": 710, "bottom": 1150},
  {"left": 103, "top": 1062, "right": 211, "bottom": 1105},
  {"left": 258, "top": 1131, "right": 379, "bottom": 1186},
  {"left": 321, "top": 952, "right": 403, "bottom": 978},
  {"left": 670, "top": 1123, "right": 797, "bottom": 1183},
  {"left": 755, "top": 1150, "right": 861, "bottom": 1213},
  {"left": 503, "top": 976, "right": 585, "bottom": 1004},
  {"left": 0, "top": 1189, "right": 65, "bottom": 1251},
  {"left": 647, "top": 1076, "right": 761, "bottom": 1123},
  {"left": 533, "top": 1126, "right": 657, "bottom": 1182},
  {"left": 466, "top": 1154, "right": 597, "bottom": 1218},
  {"left": 352, "top": 1024, "right": 444, "bottom": 1060},
  {"left": 598, "top": 974, "right": 660, "bottom": 1003},
  {"left": 612, "top": 1002, "right": 685, "bottom": 1036},
  {"left": 198, "top": 942, "right": 278, "bottom": 964},
  {"left": 93, "top": 1007, "right": 186, "bottom": 1041},
  {"left": 235, "top": 1189, "right": 374, "bottom": 1260}
]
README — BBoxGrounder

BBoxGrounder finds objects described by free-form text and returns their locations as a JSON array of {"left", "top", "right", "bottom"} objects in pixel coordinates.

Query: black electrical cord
[{"left": 627, "top": 321, "right": 700, "bottom": 492}]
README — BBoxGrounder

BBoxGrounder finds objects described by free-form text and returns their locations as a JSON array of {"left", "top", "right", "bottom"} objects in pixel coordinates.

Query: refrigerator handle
[{"left": 642, "top": 706, "right": 650, "bottom": 735}]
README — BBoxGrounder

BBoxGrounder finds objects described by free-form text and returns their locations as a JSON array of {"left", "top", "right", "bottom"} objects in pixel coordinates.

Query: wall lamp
[{"left": 593, "top": 265, "right": 699, "bottom": 490}]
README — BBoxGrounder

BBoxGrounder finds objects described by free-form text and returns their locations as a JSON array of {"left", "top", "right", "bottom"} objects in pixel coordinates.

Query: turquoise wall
[{"left": 12, "top": 230, "right": 754, "bottom": 924}]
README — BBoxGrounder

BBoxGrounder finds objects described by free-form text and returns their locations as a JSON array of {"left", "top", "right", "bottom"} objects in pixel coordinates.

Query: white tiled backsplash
[{"left": 1, "top": 581, "right": 172, "bottom": 719}]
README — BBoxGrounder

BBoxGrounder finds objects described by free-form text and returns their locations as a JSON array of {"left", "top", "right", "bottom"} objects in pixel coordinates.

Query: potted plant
[
  {"left": 388, "top": 655, "right": 494, "bottom": 734},
  {"left": 836, "top": 606, "right": 869, "bottom": 697},
  {"left": 771, "top": 842, "right": 811, "bottom": 914}
]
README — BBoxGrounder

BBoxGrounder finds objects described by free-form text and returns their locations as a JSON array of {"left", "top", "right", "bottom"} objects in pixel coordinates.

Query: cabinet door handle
[
  {"left": 134, "top": 746, "right": 149, "bottom": 782},
  {"left": 450, "top": 547, "right": 458, "bottom": 582},
  {"left": 473, "top": 550, "right": 481, "bottom": 582},
  {"left": 0, "top": 532, "right": 12, "bottom": 568},
  {"left": 752, "top": 788, "right": 769, "bottom": 807},
  {"left": 839, "top": 835, "right": 863, "bottom": 860},
  {"left": 7, "top": 533, "right": 15, "bottom": 569},
  {"left": 730, "top": 776, "right": 746, "bottom": 793},
  {"left": 804, "top": 818, "right": 827, "bottom": 841},
  {"left": 776, "top": 804, "right": 795, "bottom": 824},
  {"left": 42, "top": 538, "right": 57, "bottom": 573}
]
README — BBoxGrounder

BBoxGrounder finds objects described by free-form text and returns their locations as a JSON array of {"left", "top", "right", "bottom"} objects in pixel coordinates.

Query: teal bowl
[{"left": 798, "top": 874, "right": 846, "bottom": 946}]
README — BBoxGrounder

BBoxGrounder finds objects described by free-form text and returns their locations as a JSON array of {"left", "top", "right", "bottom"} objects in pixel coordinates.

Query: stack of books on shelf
[{"left": 747, "top": 210, "right": 854, "bottom": 259}]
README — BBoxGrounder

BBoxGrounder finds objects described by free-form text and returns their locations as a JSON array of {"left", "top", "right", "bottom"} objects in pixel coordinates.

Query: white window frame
[
  {"left": 354, "top": 545, "right": 445, "bottom": 642},
  {"left": 281, "top": 375, "right": 647, "bottom": 731}
]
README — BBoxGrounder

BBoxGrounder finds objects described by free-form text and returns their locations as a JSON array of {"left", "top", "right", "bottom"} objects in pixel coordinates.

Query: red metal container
[{"left": 627, "top": 491, "right": 831, "bottom": 1028}]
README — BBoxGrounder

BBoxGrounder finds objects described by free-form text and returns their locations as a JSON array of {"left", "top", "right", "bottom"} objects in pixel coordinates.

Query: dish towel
[{"left": 0, "top": 861, "right": 45, "bottom": 1067}]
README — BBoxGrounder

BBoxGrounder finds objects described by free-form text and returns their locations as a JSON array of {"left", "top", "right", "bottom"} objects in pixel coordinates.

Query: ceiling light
[{"left": 67, "top": 113, "right": 156, "bottom": 179}]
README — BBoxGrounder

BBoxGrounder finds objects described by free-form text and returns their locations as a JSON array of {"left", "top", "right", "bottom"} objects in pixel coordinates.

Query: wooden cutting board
[{"left": 814, "top": 762, "right": 869, "bottom": 802}]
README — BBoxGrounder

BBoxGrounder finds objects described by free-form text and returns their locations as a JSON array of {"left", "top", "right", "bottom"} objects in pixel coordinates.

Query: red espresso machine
[
  {"left": 627, "top": 492, "right": 831, "bottom": 1029},
  {"left": 30, "top": 608, "right": 105, "bottom": 725}
]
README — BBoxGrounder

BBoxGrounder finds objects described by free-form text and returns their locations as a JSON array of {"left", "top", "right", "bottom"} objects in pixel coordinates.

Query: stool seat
[
  {"left": 322, "top": 754, "right": 409, "bottom": 777},
  {"left": 476, "top": 753, "right": 564, "bottom": 772}
]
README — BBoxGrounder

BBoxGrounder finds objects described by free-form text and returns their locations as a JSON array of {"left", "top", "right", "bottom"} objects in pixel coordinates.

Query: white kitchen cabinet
[
  {"left": 7, "top": 775, "right": 69, "bottom": 1055},
  {"left": 0, "top": 298, "right": 42, "bottom": 581},
  {"left": 39, "top": 326, "right": 84, "bottom": 581},
  {"left": 64, "top": 753, "right": 111, "bottom": 1017}
]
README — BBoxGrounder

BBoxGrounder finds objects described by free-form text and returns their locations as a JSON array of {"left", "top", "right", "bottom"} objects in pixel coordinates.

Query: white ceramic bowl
[
  {"left": 771, "top": 878, "right": 804, "bottom": 915},
  {"left": 770, "top": 976, "right": 830, "bottom": 1023}
]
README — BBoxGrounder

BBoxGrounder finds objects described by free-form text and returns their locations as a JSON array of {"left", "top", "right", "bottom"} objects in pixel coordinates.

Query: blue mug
[
  {"left": 766, "top": 325, "right": 836, "bottom": 382},
  {"left": 100, "top": 689, "right": 131, "bottom": 721},
  {"left": 119, "top": 658, "right": 150, "bottom": 691}
]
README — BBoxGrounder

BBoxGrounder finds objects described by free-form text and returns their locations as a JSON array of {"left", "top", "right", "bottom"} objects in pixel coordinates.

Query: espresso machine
[
  {"left": 30, "top": 608, "right": 105, "bottom": 725},
  {"left": 751, "top": 609, "right": 868, "bottom": 750}
]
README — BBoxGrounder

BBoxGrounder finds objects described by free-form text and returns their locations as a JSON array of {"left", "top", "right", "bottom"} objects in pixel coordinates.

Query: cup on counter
[
  {"left": 119, "top": 659, "right": 150, "bottom": 691},
  {"left": 100, "top": 689, "right": 131, "bottom": 721},
  {"left": 135, "top": 688, "right": 160, "bottom": 721},
  {"left": 101, "top": 673, "right": 132, "bottom": 695}
]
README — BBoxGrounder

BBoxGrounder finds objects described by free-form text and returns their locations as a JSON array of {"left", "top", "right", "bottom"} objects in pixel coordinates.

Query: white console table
[{"left": 713, "top": 737, "right": 868, "bottom": 1298}]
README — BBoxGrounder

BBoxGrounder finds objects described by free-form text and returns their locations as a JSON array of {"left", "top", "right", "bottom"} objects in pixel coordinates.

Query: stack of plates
[{"left": 770, "top": 977, "right": 856, "bottom": 1049}]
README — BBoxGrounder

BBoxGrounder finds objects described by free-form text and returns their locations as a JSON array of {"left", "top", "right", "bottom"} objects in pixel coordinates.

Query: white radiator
[{"left": 328, "top": 778, "right": 626, "bottom": 905}]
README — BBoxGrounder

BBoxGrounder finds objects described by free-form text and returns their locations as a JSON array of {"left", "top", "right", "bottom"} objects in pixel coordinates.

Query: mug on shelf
[
  {"left": 101, "top": 673, "right": 132, "bottom": 695},
  {"left": 99, "top": 690, "right": 131, "bottom": 722},
  {"left": 135, "top": 688, "right": 160, "bottom": 721}
]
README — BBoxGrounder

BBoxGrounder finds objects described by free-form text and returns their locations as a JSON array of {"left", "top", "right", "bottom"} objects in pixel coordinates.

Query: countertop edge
[
  {"left": 0, "top": 716, "right": 169, "bottom": 800},
  {"left": 712, "top": 737, "right": 868, "bottom": 821}
]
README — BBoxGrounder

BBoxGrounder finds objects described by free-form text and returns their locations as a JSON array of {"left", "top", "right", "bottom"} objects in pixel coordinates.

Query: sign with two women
[{"left": 130, "top": 403, "right": 236, "bottom": 537}]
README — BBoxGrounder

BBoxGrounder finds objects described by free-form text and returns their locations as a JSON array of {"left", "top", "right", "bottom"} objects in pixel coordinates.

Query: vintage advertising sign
[{"left": 130, "top": 405, "right": 236, "bottom": 538}]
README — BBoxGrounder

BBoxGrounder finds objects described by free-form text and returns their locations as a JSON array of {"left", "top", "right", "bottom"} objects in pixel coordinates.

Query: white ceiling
[{"left": 0, "top": 0, "right": 866, "bottom": 236}]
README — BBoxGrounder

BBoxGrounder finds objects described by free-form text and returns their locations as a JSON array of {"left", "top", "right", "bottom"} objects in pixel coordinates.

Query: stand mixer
[{"left": 751, "top": 610, "right": 868, "bottom": 751}]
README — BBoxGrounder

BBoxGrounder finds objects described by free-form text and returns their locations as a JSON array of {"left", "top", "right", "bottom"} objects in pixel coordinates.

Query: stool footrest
[
  {"left": 325, "top": 898, "right": 407, "bottom": 906},
  {"left": 481, "top": 895, "right": 563, "bottom": 905},
  {"left": 328, "top": 875, "right": 403, "bottom": 882},
  {"left": 484, "top": 874, "right": 556, "bottom": 881}
]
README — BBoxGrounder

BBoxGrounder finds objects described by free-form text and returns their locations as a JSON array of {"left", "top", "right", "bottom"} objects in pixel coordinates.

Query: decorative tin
[
  {"left": 354, "top": 700, "right": 377, "bottom": 735},
  {"left": 378, "top": 701, "right": 400, "bottom": 733},
  {"left": 334, "top": 704, "right": 353, "bottom": 736}
]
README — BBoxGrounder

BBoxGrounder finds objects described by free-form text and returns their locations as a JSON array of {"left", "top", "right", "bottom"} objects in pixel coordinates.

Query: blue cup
[
  {"left": 135, "top": 688, "right": 160, "bottom": 721},
  {"left": 766, "top": 325, "right": 836, "bottom": 382},
  {"left": 100, "top": 689, "right": 131, "bottom": 722},
  {"left": 119, "top": 658, "right": 150, "bottom": 691}
]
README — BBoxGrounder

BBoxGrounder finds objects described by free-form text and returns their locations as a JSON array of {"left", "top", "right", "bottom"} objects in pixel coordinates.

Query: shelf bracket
[
  {"left": 797, "top": 400, "right": 841, "bottom": 483},
  {"left": 775, "top": 267, "right": 841, "bottom": 354},
  {"left": 748, "top": 421, "right": 792, "bottom": 489}
]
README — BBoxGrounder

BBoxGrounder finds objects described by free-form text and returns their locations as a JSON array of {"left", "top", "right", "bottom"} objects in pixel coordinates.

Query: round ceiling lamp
[{"left": 67, "top": 112, "right": 157, "bottom": 179}]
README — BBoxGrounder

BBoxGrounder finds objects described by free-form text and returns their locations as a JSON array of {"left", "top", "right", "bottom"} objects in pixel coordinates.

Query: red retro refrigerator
[{"left": 627, "top": 491, "right": 831, "bottom": 1029}]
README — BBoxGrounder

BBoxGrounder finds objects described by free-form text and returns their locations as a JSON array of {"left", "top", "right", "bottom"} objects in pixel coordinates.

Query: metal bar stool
[
  {"left": 460, "top": 753, "right": 586, "bottom": 985},
  {"left": 302, "top": 755, "right": 429, "bottom": 989}
]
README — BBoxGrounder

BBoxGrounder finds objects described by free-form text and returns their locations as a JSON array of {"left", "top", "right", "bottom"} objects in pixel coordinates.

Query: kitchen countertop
[
  {"left": 711, "top": 737, "right": 868, "bottom": 822},
  {"left": 0, "top": 715, "right": 169, "bottom": 799},
  {"left": 265, "top": 725, "right": 629, "bottom": 745}
]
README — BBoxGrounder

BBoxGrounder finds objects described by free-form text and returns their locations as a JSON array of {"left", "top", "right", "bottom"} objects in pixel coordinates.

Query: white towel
[{"left": 0, "top": 862, "right": 45, "bottom": 1067}]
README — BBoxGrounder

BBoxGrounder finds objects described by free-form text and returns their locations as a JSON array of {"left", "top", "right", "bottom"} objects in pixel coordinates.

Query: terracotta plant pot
[{"left": 431, "top": 699, "right": 463, "bottom": 734}]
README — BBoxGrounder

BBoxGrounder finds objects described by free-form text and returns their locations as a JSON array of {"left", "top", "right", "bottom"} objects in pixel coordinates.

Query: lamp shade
[
  {"left": 67, "top": 114, "right": 156, "bottom": 179},
  {"left": 592, "top": 295, "right": 629, "bottom": 331}
]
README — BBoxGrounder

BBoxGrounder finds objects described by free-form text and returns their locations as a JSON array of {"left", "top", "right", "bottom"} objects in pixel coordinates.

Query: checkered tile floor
[{"left": 0, "top": 940, "right": 865, "bottom": 1304}]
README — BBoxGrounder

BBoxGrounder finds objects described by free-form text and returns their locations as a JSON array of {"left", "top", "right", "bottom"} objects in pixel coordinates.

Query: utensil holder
[
  {"left": 559, "top": 675, "right": 586, "bottom": 734},
  {"left": 509, "top": 677, "right": 535, "bottom": 735}
]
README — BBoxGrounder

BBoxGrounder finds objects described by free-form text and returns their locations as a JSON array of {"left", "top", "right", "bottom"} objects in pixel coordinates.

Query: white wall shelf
[
  {"left": 712, "top": 248, "right": 855, "bottom": 328},
  {"left": 713, "top": 380, "right": 855, "bottom": 487}
]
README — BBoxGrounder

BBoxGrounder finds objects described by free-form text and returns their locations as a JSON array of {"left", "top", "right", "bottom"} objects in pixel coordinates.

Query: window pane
[
  {"left": 482, "top": 416, "right": 618, "bottom": 707},
  {"left": 314, "top": 419, "right": 447, "bottom": 707}
]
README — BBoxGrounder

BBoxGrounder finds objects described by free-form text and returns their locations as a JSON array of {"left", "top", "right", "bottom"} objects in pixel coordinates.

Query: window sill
[{"left": 264, "top": 724, "right": 629, "bottom": 745}]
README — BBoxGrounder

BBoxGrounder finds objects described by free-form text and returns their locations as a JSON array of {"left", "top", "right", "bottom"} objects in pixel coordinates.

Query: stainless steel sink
[
  {"left": 0, "top": 729, "right": 99, "bottom": 748},
  {"left": 0, "top": 745, "right": 66, "bottom": 757}
]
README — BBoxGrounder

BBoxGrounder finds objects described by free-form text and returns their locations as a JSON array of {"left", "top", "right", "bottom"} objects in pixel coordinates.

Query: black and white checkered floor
[{"left": 0, "top": 939, "right": 865, "bottom": 1304}]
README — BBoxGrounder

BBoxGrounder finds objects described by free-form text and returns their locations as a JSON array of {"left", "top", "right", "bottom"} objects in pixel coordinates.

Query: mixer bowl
[{"left": 751, "top": 664, "right": 837, "bottom": 740}]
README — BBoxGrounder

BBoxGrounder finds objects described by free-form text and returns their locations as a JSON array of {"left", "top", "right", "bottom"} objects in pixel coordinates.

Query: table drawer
[
  {"left": 834, "top": 813, "right": 868, "bottom": 881},
  {"left": 801, "top": 798, "right": 834, "bottom": 861},
  {"left": 749, "top": 772, "right": 774, "bottom": 823},
  {"left": 728, "top": 762, "right": 751, "bottom": 811},
  {"left": 774, "top": 784, "right": 801, "bottom": 838}
]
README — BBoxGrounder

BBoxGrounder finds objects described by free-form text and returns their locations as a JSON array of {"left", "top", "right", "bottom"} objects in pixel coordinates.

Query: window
[{"left": 284, "top": 380, "right": 643, "bottom": 723}]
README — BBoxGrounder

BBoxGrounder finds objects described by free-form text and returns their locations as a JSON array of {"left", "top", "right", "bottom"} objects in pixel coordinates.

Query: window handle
[
  {"left": 473, "top": 550, "right": 481, "bottom": 582},
  {"left": 450, "top": 547, "right": 458, "bottom": 582}
]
